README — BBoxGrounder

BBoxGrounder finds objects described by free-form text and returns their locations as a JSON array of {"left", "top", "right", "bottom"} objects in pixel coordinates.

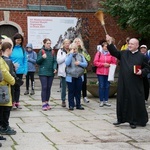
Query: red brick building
[{"left": 0, "top": 0, "right": 137, "bottom": 65}]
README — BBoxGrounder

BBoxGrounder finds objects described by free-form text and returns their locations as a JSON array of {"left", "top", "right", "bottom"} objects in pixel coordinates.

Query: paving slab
[{"left": 1, "top": 76, "right": 150, "bottom": 150}]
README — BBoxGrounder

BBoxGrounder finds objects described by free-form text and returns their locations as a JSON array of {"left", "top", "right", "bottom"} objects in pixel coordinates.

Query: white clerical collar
[{"left": 131, "top": 49, "right": 138, "bottom": 54}]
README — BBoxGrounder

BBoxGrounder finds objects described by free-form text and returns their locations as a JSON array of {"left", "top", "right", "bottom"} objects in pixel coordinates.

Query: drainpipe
[{"left": 39, "top": 0, "right": 41, "bottom": 16}]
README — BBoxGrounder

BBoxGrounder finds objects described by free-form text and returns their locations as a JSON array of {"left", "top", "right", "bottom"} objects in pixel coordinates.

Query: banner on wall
[{"left": 27, "top": 16, "right": 80, "bottom": 49}]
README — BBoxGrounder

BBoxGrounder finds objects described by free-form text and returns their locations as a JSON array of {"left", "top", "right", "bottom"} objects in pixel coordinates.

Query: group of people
[
  {"left": 0, "top": 32, "right": 150, "bottom": 147},
  {"left": 95, "top": 35, "right": 150, "bottom": 129},
  {"left": 0, "top": 33, "right": 38, "bottom": 147},
  {"left": 56, "top": 38, "right": 91, "bottom": 110}
]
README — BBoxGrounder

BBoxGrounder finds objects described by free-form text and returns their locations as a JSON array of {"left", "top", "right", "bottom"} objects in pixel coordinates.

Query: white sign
[{"left": 27, "top": 16, "right": 78, "bottom": 49}]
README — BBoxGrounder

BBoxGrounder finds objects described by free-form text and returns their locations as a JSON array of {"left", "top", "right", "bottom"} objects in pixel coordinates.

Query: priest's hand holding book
[{"left": 134, "top": 65, "right": 142, "bottom": 75}]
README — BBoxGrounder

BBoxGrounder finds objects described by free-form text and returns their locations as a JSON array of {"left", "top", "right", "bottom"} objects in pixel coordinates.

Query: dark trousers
[
  {"left": 14, "top": 74, "right": 23, "bottom": 103},
  {"left": 25, "top": 72, "right": 35, "bottom": 90},
  {"left": 39, "top": 76, "right": 54, "bottom": 102},
  {"left": 143, "top": 77, "right": 149, "bottom": 101},
  {"left": 0, "top": 106, "right": 11, "bottom": 129},
  {"left": 67, "top": 77, "right": 82, "bottom": 108},
  {"left": 82, "top": 73, "right": 87, "bottom": 98}
]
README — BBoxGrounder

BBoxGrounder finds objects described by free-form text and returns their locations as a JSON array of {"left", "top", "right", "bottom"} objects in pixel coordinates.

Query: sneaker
[
  {"left": 42, "top": 104, "right": 48, "bottom": 111},
  {"left": 76, "top": 106, "right": 84, "bottom": 110},
  {"left": 0, "top": 136, "right": 6, "bottom": 140},
  {"left": 46, "top": 103, "right": 51, "bottom": 110},
  {"left": 24, "top": 90, "right": 29, "bottom": 95},
  {"left": 83, "top": 97, "right": 89, "bottom": 103},
  {"left": 30, "top": 90, "right": 35, "bottom": 95},
  {"left": 12, "top": 102, "right": 16, "bottom": 110},
  {"left": 15, "top": 103, "right": 22, "bottom": 109},
  {"left": 99, "top": 102, "right": 104, "bottom": 107},
  {"left": 0, "top": 126, "right": 16, "bottom": 135},
  {"left": 104, "top": 101, "right": 111, "bottom": 107},
  {"left": 61, "top": 101, "right": 66, "bottom": 107},
  {"left": 69, "top": 106, "right": 74, "bottom": 110}
]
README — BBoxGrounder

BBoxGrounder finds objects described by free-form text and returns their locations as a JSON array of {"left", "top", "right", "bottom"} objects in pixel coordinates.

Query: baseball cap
[
  {"left": 0, "top": 35, "right": 4, "bottom": 39},
  {"left": 140, "top": 45, "right": 147, "bottom": 49}
]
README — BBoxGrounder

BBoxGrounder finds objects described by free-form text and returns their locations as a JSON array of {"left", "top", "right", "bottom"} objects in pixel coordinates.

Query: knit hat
[{"left": 26, "top": 43, "right": 33, "bottom": 49}]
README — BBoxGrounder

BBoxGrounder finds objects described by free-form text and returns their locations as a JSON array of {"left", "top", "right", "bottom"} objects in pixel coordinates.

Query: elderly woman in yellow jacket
[{"left": 0, "top": 55, "right": 16, "bottom": 136}]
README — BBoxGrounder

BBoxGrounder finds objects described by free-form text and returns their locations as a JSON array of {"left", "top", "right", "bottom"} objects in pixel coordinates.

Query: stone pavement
[{"left": 1, "top": 76, "right": 150, "bottom": 150}]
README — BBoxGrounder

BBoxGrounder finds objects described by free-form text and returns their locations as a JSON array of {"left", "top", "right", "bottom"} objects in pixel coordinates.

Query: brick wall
[
  {"left": 0, "top": 0, "right": 27, "bottom": 8},
  {"left": 5, "top": 10, "right": 137, "bottom": 60},
  {"left": 0, "top": 0, "right": 138, "bottom": 70},
  {"left": 28, "top": 0, "right": 66, "bottom": 5}
]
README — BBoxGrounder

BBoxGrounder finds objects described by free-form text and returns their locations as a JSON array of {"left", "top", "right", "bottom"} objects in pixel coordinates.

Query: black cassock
[{"left": 107, "top": 44, "right": 149, "bottom": 126}]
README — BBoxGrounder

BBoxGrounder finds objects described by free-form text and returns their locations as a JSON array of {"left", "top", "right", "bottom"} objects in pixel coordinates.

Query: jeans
[
  {"left": 67, "top": 77, "right": 82, "bottom": 108},
  {"left": 39, "top": 76, "right": 54, "bottom": 102},
  {"left": 97, "top": 75, "right": 110, "bottom": 102},
  {"left": 60, "top": 77, "right": 66, "bottom": 101}
]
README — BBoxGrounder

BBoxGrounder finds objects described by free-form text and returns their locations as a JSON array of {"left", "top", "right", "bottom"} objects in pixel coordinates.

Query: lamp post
[{"left": 71, "top": 0, "right": 74, "bottom": 17}]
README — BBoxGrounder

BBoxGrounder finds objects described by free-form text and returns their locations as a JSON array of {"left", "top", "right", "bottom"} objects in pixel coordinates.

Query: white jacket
[{"left": 57, "top": 48, "right": 67, "bottom": 77}]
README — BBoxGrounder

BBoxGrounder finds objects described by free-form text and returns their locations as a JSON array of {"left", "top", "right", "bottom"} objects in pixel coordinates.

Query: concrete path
[{"left": 1, "top": 77, "right": 150, "bottom": 150}]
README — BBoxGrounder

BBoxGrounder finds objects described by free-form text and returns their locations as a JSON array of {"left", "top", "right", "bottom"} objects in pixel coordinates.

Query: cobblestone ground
[{"left": 1, "top": 76, "right": 150, "bottom": 150}]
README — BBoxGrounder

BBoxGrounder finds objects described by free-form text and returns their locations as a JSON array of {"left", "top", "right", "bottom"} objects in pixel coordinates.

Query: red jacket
[{"left": 93, "top": 51, "right": 117, "bottom": 75}]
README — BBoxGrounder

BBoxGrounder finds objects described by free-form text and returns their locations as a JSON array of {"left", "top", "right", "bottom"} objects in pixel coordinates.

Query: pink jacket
[{"left": 93, "top": 51, "right": 117, "bottom": 75}]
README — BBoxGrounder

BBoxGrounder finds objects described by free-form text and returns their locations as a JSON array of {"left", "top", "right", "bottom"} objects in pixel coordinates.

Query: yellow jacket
[
  {"left": 121, "top": 44, "right": 128, "bottom": 51},
  {"left": 79, "top": 49, "right": 91, "bottom": 73},
  {"left": 0, "top": 57, "right": 15, "bottom": 106}
]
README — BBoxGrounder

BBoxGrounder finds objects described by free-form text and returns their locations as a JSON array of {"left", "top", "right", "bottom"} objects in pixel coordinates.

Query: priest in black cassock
[{"left": 106, "top": 35, "right": 149, "bottom": 129}]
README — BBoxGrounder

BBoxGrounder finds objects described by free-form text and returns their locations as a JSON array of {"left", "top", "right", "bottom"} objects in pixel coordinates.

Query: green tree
[{"left": 100, "top": 0, "right": 150, "bottom": 38}]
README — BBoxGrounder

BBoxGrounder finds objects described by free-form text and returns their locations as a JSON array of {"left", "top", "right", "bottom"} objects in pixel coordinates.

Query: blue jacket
[
  {"left": 26, "top": 50, "right": 37, "bottom": 72},
  {"left": 10, "top": 45, "right": 28, "bottom": 75},
  {"left": 65, "top": 53, "right": 87, "bottom": 82}
]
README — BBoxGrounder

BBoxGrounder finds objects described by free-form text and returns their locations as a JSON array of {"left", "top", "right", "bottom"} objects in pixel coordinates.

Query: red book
[
  {"left": 133, "top": 65, "right": 141, "bottom": 74},
  {"left": 41, "top": 49, "right": 45, "bottom": 55}
]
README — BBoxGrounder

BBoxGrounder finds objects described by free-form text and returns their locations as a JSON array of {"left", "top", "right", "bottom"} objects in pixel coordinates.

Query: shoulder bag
[{"left": 0, "top": 85, "right": 10, "bottom": 104}]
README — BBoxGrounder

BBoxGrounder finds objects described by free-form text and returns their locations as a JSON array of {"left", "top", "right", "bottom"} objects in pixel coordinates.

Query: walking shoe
[
  {"left": 61, "top": 101, "right": 66, "bottom": 107},
  {"left": 69, "top": 106, "right": 74, "bottom": 110},
  {"left": 113, "top": 121, "right": 121, "bottom": 126},
  {"left": 0, "top": 126, "right": 16, "bottom": 135},
  {"left": 104, "top": 101, "right": 111, "bottom": 107},
  {"left": 99, "top": 102, "right": 104, "bottom": 107},
  {"left": 24, "top": 90, "right": 29, "bottom": 95},
  {"left": 42, "top": 104, "right": 48, "bottom": 111},
  {"left": 12, "top": 102, "right": 17, "bottom": 110},
  {"left": 76, "top": 106, "right": 84, "bottom": 110},
  {"left": 46, "top": 103, "right": 51, "bottom": 110},
  {"left": 30, "top": 90, "right": 35, "bottom": 95},
  {"left": 0, "top": 136, "right": 6, "bottom": 140},
  {"left": 15, "top": 103, "right": 22, "bottom": 109},
  {"left": 130, "top": 123, "right": 136, "bottom": 129},
  {"left": 83, "top": 97, "right": 89, "bottom": 103}
]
